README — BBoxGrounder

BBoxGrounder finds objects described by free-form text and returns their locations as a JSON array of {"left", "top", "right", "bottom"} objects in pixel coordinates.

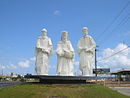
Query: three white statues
[{"left": 35, "top": 27, "right": 96, "bottom": 76}]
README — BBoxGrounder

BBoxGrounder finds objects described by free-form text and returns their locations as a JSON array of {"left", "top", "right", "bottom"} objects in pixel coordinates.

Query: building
[{"left": 110, "top": 68, "right": 130, "bottom": 81}]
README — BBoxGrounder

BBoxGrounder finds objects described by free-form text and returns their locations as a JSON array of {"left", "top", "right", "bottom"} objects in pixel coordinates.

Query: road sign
[{"left": 93, "top": 68, "right": 110, "bottom": 74}]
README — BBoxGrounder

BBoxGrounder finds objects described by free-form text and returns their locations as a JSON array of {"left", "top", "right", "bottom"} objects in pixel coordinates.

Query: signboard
[{"left": 93, "top": 68, "right": 110, "bottom": 74}]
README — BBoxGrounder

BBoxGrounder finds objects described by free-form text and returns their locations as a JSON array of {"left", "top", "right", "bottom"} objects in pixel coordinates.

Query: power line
[
  {"left": 98, "top": 46, "right": 130, "bottom": 62},
  {"left": 109, "top": 13, "right": 130, "bottom": 32},
  {"left": 97, "top": 1, "right": 130, "bottom": 44},
  {"left": 99, "top": 13, "right": 130, "bottom": 46}
]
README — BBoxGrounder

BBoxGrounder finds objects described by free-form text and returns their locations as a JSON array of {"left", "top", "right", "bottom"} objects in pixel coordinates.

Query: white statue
[
  {"left": 56, "top": 31, "right": 74, "bottom": 76},
  {"left": 35, "top": 28, "right": 53, "bottom": 75},
  {"left": 77, "top": 27, "right": 96, "bottom": 76}
]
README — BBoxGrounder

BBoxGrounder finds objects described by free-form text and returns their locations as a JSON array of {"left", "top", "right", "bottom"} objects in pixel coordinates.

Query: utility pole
[{"left": 95, "top": 49, "right": 97, "bottom": 77}]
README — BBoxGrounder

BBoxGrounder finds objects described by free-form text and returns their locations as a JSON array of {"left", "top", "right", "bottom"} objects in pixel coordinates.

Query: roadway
[
  {"left": 0, "top": 81, "right": 22, "bottom": 88},
  {"left": 111, "top": 87, "right": 130, "bottom": 96}
]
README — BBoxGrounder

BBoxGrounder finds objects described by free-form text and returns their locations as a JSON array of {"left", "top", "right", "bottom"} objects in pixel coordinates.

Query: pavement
[
  {"left": 111, "top": 87, "right": 130, "bottom": 96},
  {"left": 0, "top": 81, "right": 22, "bottom": 89}
]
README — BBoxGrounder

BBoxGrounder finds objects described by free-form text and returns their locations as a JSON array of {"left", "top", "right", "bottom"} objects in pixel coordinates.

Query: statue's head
[
  {"left": 82, "top": 27, "right": 88, "bottom": 35},
  {"left": 61, "top": 31, "right": 68, "bottom": 42},
  {"left": 41, "top": 28, "right": 47, "bottom": 36}
]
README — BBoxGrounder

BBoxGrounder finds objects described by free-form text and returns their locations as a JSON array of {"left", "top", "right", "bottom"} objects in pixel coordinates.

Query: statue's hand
[
  {"left": 42, "top": 48, "right": 46, "bottom": 51},
  {"left": 58, "top": 52, "right": 65, "bottom": 57},
  {"left": 64, "top": 51, "right": 73, "bottom": 59},
  {"left": 37, "top": 48, "right": 42, "bottom": 52},
  {"left": 82, "top": 47, "right": 87, "bottom": 51},
  {"left": 42, "top": 48, "right": 50, "bottom": 54},
  {"left": 57, "top": 50, "right": 65, "bottom": 57},
  {"left": 63, "top": 48, "right": 69, "bottom": 52},
  {"left": 85, "top": 49, "right": 90, "bottom": 52},
  {"left": 85, "top": 49, "right": 94, "bottom": 54}
]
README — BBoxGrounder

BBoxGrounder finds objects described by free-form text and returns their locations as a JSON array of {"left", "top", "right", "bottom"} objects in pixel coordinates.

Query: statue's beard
[
  {"left": 42, "top": 35, "right": 47, "bottom": 39},
  {"left": 62, "top": 39, "right": 67, "bottom": 42},
  {"left": 83, "top": 32, "right": 88, "bottom": 36}
]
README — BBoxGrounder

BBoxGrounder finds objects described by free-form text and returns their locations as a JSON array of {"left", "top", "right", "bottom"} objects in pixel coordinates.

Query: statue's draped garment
[
  {"left": 56, "top": 41, "right": 74, "bottom": 76},
  {"left": 77, "top": 35, "right": 96, "bottom": 76},
  {"left": 35, "top": 36, "right": 53, "bottom": 75}
]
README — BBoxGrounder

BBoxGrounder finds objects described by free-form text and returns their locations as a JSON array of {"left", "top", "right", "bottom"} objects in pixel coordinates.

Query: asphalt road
[
  {"left": 111, "top": 87, "right": 130, "bottom": 96},
  {"left": 0, "top": 81, "right": 22, "bottom": 88}
]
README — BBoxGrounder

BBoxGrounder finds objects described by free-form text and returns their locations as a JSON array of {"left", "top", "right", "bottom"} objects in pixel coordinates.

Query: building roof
[{"left": 110, "top": 68, "right": 130, "bottom": 75}]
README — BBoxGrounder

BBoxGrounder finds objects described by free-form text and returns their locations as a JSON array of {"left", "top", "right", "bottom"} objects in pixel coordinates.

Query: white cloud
[
  {"left": 6, "top": 65, "right": 10, "bottom": 69},
  {"left": 0, "top": 65, "right": 6, "bottom": 69},
  {"left": 30, "top": 57, "right": 36, "bottom": 62},
  {"left": 53, "top": 10, "right": 61, "bottom": 16},
  {"left": 0, "top": 57, "right": 35, "bottom": 69},
  {"left": 10, "top": 64, "right": 17, "bottom": 69},
  {"left": 98, "top": 43, "right": 130, "bottom": 71},
  {"left": 18, "top": 60, "right": 30, "bottom": 68},
  {"left": 18, "top": 57, "right": 36, "bottom": 68},
  {"left": 0, "top": 64, "right": 17, "bottom": 69}
]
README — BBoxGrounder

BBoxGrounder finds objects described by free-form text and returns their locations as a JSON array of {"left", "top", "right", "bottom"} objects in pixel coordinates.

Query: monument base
[{"left": 24, "top": 75, "right": 97, "bottom": 84}]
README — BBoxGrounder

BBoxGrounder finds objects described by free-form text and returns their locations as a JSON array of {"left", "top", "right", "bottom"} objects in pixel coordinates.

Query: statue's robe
[
  {"left": 77, "top": 35, "right": 96, "bottom": 76},
  {"left": 56, "top": 41, "right": 74, "bottom": 76},
  {"left": 35, "top": 36, "right": 53, "bottom": 75}
]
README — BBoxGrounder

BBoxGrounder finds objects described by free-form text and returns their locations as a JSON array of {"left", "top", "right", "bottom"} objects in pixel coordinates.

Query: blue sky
[{"left": 0, "top": 0, "right": 130, "bottom": 75}]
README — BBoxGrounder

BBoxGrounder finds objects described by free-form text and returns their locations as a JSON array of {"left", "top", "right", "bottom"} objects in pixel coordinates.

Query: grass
[{"left": 0, "top": 84, "right": 130, "bottom": 98}]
